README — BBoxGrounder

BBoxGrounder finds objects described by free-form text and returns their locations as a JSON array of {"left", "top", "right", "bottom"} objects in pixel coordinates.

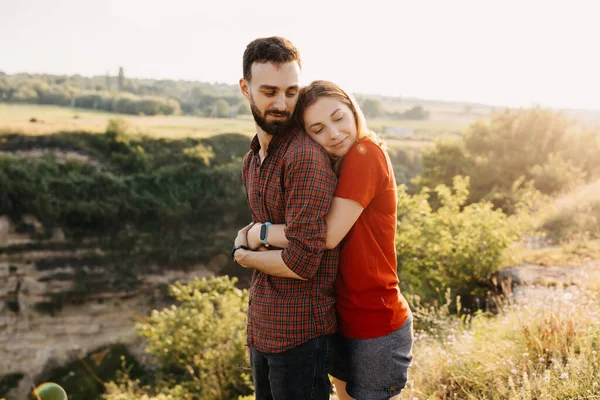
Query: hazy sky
[{"left": 2, "top": 0, "right": 599, "bottom": 110}]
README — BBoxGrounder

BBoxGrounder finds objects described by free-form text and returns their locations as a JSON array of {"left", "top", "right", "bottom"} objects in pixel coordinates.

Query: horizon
[{"left": 2, "top": 0, "right": 599, "bottom": 111}]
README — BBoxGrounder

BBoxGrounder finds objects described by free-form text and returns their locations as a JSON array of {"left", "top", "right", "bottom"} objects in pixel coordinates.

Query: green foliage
[
  {"left": 0, "top": 373, "right": 24, "bottom": 399},
  {"left": 0, "top": 72, "right": 240, "bottom": 117},
  {"left": 115, "top": 276, "right": 253, "bottom": 400},
  {"left": 385, "top": 145, "right": 423, "bottom": 188},
  {"left": 530, "top": 152, "right": 586, "bottom": 195},
  {"left": 359, "top": 97, "right": 385, "bottom": 118},
  {"left": 396, "top": 176, "right": 522, "bottom": 307},
  {"left": 401, "top": 105, "right": 429, "bottom": 120},
  {"left": 415, "top": 108, "right": 600, "bottom": 213},
  {"left": 411, "top": 140, "right": 472, "bottom": 205},
  {"left": 237, "top": 102, "right": 251, "bottom": 116},
  {"left": 34, "top": 344, "right": 146, "bottom": 400},
  {"left": 212, "top": 100, "right": 230, "bottom": 118},
  {"left": 386, "top": 105, "right": 430, "bottom": 120},
  {"left": 0, "top": 126, "right": 251, "bottom": 267}
]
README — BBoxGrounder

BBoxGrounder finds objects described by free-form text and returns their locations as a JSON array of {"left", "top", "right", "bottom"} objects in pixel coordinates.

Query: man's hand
[
  {"left": 247, "top": 223, "right": 264, "bottom": 250},
  {"left": 235, "top": 222, "right": 255, "bottom": 248}
]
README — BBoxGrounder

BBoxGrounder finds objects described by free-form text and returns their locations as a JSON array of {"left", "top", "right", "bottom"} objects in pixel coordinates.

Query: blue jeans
[{"left": 250, "top": 335, "right": 334, "bottom": 400}]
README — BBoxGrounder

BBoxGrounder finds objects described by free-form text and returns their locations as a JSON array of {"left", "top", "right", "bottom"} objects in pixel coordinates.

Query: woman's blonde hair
[{"left": 295, "top": 80, "right": 385, "bottom": 172}]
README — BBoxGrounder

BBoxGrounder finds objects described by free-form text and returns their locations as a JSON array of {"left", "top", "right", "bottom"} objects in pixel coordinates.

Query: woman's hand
[
  {"left": 235, "top": 222, "right": 255, "bottom": 247},
  {"left": 247, "top": 222, "right": 264, "bottom": 250}
]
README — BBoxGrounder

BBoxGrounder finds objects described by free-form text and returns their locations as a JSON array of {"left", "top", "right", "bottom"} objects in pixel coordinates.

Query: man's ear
[{"left": 239, "top": 79, "right": 251, "bottom": 100}]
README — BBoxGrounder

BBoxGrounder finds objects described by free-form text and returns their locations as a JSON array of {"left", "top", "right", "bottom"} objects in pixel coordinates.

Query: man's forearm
[{"left": 235, "top": 249, "right": 305, "bottom": 280}]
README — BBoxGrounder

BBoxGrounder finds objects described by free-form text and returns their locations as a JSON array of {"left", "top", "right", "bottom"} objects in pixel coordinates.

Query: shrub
[
  {"left": 397, "top": 176, "right": 522, "bottom": 308},
  {"left": 104, "top": 276, "right": 253, "bottom": 400},
  {"left": 414, "top": 108, "right": 600, "bottom": 214}
]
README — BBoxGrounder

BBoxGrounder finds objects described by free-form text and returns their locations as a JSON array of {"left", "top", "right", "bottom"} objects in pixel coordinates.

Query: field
[
  {"left": 0, "top": 104, "right": 257, "bottom": 138},
  {"left": 0, "top": 103, "right": 478, "bottom": 141}
]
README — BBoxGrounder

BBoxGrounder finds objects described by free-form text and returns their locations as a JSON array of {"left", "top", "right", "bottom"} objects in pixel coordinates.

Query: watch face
[{"left": 260, "top": 224, "right": 267, "bottom": 240}]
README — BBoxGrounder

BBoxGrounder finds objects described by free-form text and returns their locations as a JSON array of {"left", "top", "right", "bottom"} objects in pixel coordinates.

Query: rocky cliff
[{"left": 0, "top": 214, "right": 231, "bottom": 399}]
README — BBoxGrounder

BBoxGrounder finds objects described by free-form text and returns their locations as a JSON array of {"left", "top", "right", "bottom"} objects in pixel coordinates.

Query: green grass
[
  {"left": 397, "top": 287, "right": 600, "bottom": 400},
  {"left": 1, "top": 104, "right": 475, "bottom": 140},
  {"left": 0, "top": 104, "right": 257, "bottom": 138}
]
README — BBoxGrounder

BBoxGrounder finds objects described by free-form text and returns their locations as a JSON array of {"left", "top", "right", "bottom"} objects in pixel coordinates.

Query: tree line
[{"left": 0, "top": 69, "right": 427, "bottom": 119}]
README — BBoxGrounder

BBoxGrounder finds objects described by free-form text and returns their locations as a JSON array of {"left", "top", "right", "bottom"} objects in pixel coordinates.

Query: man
[{"left": 231, "top": 36, "right": 339, "bottom": 400}]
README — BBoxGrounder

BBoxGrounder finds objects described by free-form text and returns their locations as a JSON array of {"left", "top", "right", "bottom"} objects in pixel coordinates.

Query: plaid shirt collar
[{"left": 249, "top": 128, "right": 296, "bottom": 155}]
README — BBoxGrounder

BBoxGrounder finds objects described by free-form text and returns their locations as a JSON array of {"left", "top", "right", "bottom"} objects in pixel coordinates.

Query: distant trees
[
  {"left": 387, "top": 105, "right": 430, "bottom": 120},
  {"left": 401, "top": 105, "right": 429, "bottom": 120},
  {"left": 414, "top": 108, "right": 600, "bottom": 213},
  {"left": 356, "top": 96, "right": 430, "bottom": 120},
  {"left": 0, "top": 71, "right": 435, "bottom": 120},
  {"left": 237, "top": 102, "right": 251, "bottom": 116},
  {"left": 360, "top": 98, "right": 385, "bottom": 118},
  {"left": 0, "top": 72, "right": 243, "bottom": 117},
  {"left": 212, "top": 99, "right": 230, "bottom": 118}
]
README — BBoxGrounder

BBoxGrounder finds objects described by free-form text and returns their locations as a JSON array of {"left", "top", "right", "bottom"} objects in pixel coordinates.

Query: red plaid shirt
[{"left": 242, "top": 128, "right": 339, "bottom": 353}]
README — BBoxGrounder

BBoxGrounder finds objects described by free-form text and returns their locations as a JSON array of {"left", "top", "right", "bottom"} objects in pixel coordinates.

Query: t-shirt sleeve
[{"left": 335, "top": 141, "right": 389, "bottom": 208}]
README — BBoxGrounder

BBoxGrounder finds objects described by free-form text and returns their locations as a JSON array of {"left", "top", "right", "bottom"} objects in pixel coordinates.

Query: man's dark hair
[{"left": 243, "top": 36, "right": 301, "bottom": 81}]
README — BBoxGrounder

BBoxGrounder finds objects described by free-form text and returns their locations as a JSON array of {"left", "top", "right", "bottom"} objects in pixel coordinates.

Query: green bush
[
  {"left": 411, "top": 140, "right": 472, "bottom": 205},
  {"left": 386, "top": 145, "right": 422, "bottom": 188},
  {"left": 104, "top": 276, "right": 252, "bottom": 400},
  {"left": 237, "top": 103, "right": 251, "bottom": 116},
  {"left": 414, "top": 108, "right": 600, "bottom": 213},
  {"left": 530, "top": 152, "right": 586, "bottom": 195},
  {"left": 212, "top": 100, "right": 230, "bottom": 118},
  {"left": 396, "top": 176, "right": 522, "bottom": 308},
  {"left": 0, "top": 127, "right": 251, "bottom": 266}
]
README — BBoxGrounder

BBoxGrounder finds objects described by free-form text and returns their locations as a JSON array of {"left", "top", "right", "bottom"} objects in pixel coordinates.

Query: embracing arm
[
  {"left": 249, "top": 198, "right": 364, "bottom": 250},
  {"left": 235, "top": 139, "right": 337, "bottom": 280},
  {"left": 235, "top": 250, "right": 304, "bottom": 279},
  {"left": 233, "top": 223, "right": 304, "bottom": 279},
  {"left": 250, "top": 141, "right": 389, "bottom": 251}
]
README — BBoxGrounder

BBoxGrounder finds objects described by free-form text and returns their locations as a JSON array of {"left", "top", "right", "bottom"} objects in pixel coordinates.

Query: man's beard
[{"left": 250, "top": 98, "right": 292, "bottom": 136}]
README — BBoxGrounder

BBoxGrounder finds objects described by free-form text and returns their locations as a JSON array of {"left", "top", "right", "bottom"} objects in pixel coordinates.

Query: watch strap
[
  {"left": 260, "top": 222, "right": 272, "bottom": 247},
  {"left": 231, "top": 244, "right": 249, "bottom": 261}
]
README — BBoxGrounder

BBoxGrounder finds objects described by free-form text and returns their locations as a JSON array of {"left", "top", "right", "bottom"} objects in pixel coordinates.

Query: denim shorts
[{"left": 330, "top": 316, "right": 413, "bottom": 400}]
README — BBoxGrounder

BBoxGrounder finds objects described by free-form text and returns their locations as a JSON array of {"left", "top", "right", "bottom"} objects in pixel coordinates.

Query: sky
[{"left": 1, "top": 0, "right": 599, "bottom": 110}]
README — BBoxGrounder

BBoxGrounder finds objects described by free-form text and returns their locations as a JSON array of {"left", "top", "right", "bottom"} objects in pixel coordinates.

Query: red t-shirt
[{"left": 334, "top": 139, "right": 410, "bottom": 338}]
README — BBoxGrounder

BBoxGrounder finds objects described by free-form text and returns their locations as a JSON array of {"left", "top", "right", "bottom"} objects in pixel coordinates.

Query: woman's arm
[
  {"left": 323, "top": 197, "right": 364, "bottom": 249},
  {"left": 248, "top": 197, "right": 364, "bottom": 250}
]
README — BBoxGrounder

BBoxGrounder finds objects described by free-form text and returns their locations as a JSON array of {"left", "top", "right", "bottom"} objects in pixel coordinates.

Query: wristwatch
[
  {"left": 231, "top": 244, "right": 249, "bottom": 262},
  {"left": 260, "top": 222, "right": 272, "bottom": 247}
]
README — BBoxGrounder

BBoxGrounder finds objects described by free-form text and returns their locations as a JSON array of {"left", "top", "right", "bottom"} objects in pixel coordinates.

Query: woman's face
[{"left": 303, "top": 96, "right": 358, "bottom": 158}]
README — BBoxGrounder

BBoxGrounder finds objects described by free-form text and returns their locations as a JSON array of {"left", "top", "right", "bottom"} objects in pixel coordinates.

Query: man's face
[{"left": 240, "top": 61, "right": 300, "bottom": 136}]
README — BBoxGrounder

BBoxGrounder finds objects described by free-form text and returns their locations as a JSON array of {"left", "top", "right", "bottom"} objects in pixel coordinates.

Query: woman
[{"left": 246, "top": 80, "right": 413, "bottom": 400}]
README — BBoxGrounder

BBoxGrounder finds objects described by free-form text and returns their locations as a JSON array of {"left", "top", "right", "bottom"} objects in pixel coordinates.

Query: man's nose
[{"left": 273, "top": 94, "right": 286, "bottom": 111}]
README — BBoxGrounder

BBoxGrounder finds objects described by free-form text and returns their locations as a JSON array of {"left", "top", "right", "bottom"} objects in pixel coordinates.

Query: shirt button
[{"left": 389, "top": 385, "right": 397, "bottom": 391}]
